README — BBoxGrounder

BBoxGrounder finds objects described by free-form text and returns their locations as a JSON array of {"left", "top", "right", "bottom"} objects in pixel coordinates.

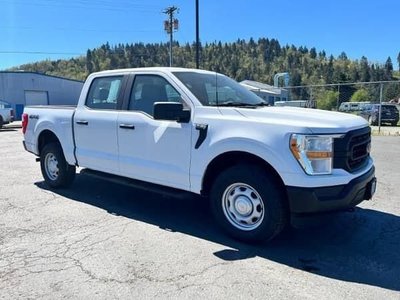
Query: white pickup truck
[
  {"left": 0, "top": 100, "right": 14, "bottom": 128},
  {"left": 22, "top": 67, "right": 376, "bottom": 242}
]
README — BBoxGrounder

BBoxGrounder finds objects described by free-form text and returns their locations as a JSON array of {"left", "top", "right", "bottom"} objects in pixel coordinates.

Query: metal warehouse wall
[{"left": 0, "top": 72, "right": 83, "bottom": 120}]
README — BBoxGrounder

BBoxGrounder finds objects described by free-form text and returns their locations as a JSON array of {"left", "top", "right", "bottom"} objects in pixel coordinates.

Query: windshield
[
  {"left": 365, "top": 104, "right": 398, "bottom": 112},
  {"left": 383, "top": 105, "right": 396, "bottom": 110},
  {"left": 173, "top": 71, "right": 265, "bottom": 107}
]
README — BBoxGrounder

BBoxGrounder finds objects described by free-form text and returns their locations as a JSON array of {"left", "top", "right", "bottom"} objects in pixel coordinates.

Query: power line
[
  {"left": 0, "top": 26, "right": 160, "bottom": 33},
  {"left": 3, "top": 0, "right": 160, "bottom": 13},
  {"left": 0, "top": 51, "right": 83, "bottom": 55}
]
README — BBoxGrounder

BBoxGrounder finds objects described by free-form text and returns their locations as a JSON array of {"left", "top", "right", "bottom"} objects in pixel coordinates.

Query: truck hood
[{"left": 231, "top": 106, "right": 368, "bottom": 134}]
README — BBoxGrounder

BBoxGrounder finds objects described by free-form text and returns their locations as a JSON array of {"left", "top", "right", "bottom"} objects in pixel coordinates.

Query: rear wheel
[
  {"left": 0, "top": 116, "right": 3, "bottom": 129},
  {"left": 210, "top": 164, "right": 288, "bottom": 243},
  {"left": 40, "top": 143, "right": 75, "bottom": 188}
]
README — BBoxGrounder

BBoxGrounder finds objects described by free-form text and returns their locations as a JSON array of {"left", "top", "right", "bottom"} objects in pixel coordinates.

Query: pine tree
[
  {"left": 86, "top": 50, "right": 93, "bottom": 74},
  {"left": 397, "top": 52, "right": 400, "bottom": 71},
  {"left": 384, "top": 57, "right": 393, "bottom": 80}
]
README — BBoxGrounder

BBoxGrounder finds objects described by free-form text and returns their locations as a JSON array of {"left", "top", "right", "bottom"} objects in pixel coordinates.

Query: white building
[
  {"left": 0, "top": 71, "right": 83, "bottom": 120},
  {"left": 240, "top": 80, "right": 289, "bottom": 105}
]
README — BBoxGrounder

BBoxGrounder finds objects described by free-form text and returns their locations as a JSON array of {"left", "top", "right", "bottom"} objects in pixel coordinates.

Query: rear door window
[{"left": 86, "top": 76, "right": 124, "bottom": 110}]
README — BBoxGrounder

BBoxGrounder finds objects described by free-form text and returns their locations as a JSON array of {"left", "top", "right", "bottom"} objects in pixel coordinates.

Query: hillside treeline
[{"left": 11, "top": 38, "right": 400, "bottom": 107}]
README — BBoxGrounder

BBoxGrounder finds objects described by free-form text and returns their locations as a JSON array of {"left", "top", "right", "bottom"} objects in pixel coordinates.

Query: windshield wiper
[{"left": 253, "top": 101, "right": 269, "bottom": 107}]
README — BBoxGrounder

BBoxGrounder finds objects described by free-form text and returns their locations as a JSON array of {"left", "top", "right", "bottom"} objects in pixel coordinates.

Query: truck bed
[{"left": 23, "top": 105, "right": 77, "bottom": 165}]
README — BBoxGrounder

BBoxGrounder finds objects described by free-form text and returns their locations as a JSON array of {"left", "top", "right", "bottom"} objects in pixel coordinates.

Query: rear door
[
  {"left": 117, "top": 72, "right": 192, "bottom": 190},
  {"left": 74, "top": 75, "right": 127, "bottom": 174}
]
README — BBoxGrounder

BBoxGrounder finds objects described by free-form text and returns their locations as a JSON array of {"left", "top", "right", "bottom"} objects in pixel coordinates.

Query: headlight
[{"left": 290, "top": 134, "right": 342, "bottom": 175}]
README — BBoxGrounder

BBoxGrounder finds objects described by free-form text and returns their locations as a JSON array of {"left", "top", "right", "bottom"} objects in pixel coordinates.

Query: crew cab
[
  {"left": 0, "top": 100, "right": 14, "bottom": 128},
  {"left": 22, "top": 68, "right": 376, "bottom": 242}
]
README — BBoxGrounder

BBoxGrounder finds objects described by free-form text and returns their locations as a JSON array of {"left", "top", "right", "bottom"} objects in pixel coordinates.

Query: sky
[{"left": 1, "top": 0, "right": 400, "bottom": 71}]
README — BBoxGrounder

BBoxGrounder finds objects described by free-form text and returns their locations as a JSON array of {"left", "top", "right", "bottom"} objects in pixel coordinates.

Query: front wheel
[
  {"left": 40, "top": 143, "right": 76, "bottom": 188},
  {"left": 210, "top": 164, "right": 288, "bottom": 243}
]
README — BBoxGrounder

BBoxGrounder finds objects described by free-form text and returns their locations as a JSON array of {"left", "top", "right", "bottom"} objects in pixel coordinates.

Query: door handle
[
  {"left": 119, "top": 124, "right": 135, "bottom": 130},
  {"left": 76, "top": 120, "right": 88, "bottom": 125}
]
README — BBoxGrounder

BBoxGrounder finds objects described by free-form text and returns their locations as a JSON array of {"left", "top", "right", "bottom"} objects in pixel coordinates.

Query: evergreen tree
[
  {"left": 86, "top": 50, "right": 93, "bottom": 74},
  {"left": 384, "top": 57, "right": 393, "bottom": 80},
  {"left": 360, "top": 56, "right": 370, "bottom": 82},
  {"left": 309, "top": 47, "right": 317, "bottom": 59},
  {"left": 397, "top": 52, "right": 400, "bottom": 71}
]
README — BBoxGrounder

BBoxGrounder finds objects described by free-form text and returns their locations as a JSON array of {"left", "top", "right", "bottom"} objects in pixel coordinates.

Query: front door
[{"left": 118, "top": 74, "right": 192, "bottom": 190}]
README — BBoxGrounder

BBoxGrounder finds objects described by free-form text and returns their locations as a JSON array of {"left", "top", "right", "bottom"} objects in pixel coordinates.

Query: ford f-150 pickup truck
[{"left": 22, "top": 68, "right": 376, "bottom": 242}]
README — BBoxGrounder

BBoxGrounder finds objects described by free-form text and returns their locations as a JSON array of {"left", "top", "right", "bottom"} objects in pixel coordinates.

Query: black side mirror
[{"left": 153, "top": 102, "right": 190, "bottom": 123}]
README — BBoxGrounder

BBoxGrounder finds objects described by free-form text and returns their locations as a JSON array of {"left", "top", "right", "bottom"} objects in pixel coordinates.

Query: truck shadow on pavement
[
  {"left": 36, "top": 174, "right": 400, "bottom": 291},
  {"left": 0, "top": 128, "right": 17, "bottom": 132}
]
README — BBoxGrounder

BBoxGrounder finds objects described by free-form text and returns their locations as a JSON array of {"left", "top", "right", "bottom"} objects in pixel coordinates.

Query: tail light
[{"left": 22, "top": 113, "right": 29, "bottom": 134}]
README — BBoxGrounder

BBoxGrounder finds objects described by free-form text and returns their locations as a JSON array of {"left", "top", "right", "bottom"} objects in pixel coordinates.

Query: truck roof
[{"left": 91, "top": 67, "right": 217, "bottom": 76}]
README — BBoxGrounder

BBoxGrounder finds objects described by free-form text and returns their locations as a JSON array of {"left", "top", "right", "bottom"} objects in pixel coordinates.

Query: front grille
[{"left": 334, "top": 127, "right": 371, "bottom": 173}]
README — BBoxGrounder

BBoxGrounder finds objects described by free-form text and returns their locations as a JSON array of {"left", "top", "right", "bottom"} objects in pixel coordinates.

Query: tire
[
  {"left": 40, "top": 142, "right": 76, "bottom": 188},
  {"left": 210, "top": 164, "right": 288, "bottom": 243},
  {"left": 391, "top": 122, "right": 398, "bottom": 127},
  {"left": 0, "top": 116, "right": 3, "bottom": 129}
]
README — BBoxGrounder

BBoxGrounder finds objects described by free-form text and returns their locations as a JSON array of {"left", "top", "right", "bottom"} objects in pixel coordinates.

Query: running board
[{"left": 80, "top": 169, "right": 194, "bottom": 199}]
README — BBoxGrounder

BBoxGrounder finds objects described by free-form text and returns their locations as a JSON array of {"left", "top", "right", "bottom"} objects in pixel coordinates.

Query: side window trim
[{"left": 121, "top": 74, "right": 135, "bottom": 111}]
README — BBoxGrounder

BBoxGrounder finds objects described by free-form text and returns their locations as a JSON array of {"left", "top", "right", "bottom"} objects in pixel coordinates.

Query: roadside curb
[
  {"left": 3, "top": 122, "right": 22, "bottom": 129},
  {"left": 371, "top": 126, "right": 400, "bottom": 136},
  {"left": 3, "top": 121, "right": 22, "bottom": 129}
]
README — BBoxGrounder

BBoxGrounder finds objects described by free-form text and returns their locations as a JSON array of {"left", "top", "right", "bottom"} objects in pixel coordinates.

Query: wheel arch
[
  {"left": 37, "top": 129, "right": 62, "bottom": 156},
  {"left": 201, "top": 151, "right": 286, "bottom": 198}
]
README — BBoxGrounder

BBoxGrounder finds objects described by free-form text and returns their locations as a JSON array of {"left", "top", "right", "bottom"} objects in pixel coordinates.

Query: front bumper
[{"left": 287, "top": 166, "right": 376, "bottom": 214}]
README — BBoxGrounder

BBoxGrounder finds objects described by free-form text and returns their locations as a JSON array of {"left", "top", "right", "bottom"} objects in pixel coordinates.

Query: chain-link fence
[{"left": 285, "top": 80, "right": 400, "bottom": 127}]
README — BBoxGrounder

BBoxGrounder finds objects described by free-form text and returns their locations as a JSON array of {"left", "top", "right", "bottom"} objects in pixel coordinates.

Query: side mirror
[{"left": 153, "top": 102, "right": 190, "bottom": 123}]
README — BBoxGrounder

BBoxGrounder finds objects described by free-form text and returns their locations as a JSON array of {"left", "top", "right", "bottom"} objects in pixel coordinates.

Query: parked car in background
[
  {"left": 274, "top": 99, "right": 317, "bottom": 108},
  {"left": 359, "top": 103, "right": 399, "bottom": 126},
  {"left": 0, "top": 100, "right": 14, "bottom": 128},
  {"left": 339, "top": 101, "right": 370, "bottom": 113}
]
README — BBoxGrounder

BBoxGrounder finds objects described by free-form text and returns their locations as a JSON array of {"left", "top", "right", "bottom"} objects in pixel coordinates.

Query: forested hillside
[{"left": 10, "top": 38, "right": 400, "bottom": 91}]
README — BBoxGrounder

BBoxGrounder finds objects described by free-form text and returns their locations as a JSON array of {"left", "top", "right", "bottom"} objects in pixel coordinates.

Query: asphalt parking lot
[{"left": 1, "top": 128, "right": 399, "bottom": 299}]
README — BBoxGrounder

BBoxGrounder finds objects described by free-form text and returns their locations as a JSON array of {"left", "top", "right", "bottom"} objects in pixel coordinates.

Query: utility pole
[
  {"left": 195, "top": 0, "right": 200, "bottom": 69},
  {"left": 163, "top": 6, "right": 179, "bottom": 67}
]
